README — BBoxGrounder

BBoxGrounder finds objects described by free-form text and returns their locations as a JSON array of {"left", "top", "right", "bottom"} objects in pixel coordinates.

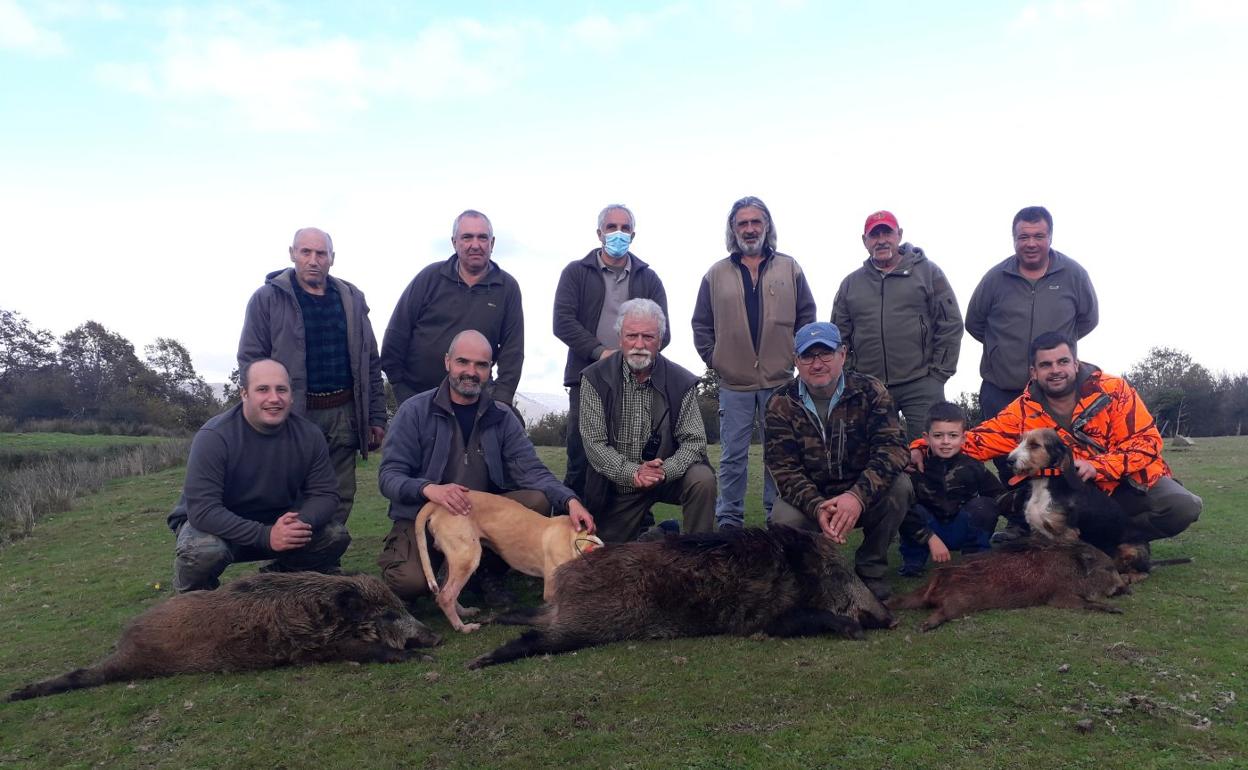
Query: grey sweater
[
  {"left": 166, "top": 405, "right": 339, "bottom": 548},
  {"left": 965, "top": 250, "right": 1098, "bottom": 391}
]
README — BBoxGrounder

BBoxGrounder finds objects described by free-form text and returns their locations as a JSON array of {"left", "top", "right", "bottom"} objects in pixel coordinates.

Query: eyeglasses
[{"left": 796, "top": 349, "right": 839, "bottom": 364}]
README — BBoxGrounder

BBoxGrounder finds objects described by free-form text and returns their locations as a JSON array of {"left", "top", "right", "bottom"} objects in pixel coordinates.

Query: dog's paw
[{"left": 455, "top": 622, "right": 482, "bottom": 633}]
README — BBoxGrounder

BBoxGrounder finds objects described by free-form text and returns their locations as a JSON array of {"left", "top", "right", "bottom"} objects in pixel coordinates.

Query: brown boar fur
[
  {"left": 887, "top": 538, "right": 1130, "bottom": 631},
  {"left": 468, "top": 525, "right": 896, "bottom": 669},
  {"left": 7, "top": 572, "right": 442, "bottom": 701}
]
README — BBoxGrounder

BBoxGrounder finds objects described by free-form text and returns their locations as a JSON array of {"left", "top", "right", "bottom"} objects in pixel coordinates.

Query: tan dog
[{"left": 416, "top": 490, "right": 603, "bottom": 633}]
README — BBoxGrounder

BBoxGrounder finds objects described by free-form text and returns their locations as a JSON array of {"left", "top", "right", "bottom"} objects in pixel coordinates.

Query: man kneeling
[
  {"left": 167, "top": 359, "right": 348, "bottom": 592},
  {"left": 579, "top": 299, "right": 716, "bottom": 543}
]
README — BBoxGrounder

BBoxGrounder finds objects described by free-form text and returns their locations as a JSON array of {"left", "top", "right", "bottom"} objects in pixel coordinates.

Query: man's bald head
[
  {"left": 289, "top": 227, "right": 335, "bottom": 294},
  {"left": 445, "top": 330, "right": 493, "bottom": 404}
]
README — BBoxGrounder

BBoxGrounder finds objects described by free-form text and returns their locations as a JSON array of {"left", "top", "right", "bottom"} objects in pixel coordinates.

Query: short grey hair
[
  {"left": 597, "top": 204, "right": 635, "bottom": 231},
  {"left": 614, "top": 298, "right": 667, "bottom": 339},
  {"left": 291, "top": 227, "right": 334, "bottom": 254},
  {"left": 452, "top": 210, "right": 493, "bottom": 239},
  {"left": 724, "top": 196, "right": 777, "bottom": 254}
]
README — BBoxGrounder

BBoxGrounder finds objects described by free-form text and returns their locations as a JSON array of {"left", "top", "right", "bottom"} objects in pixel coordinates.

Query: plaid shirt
[
  {"left": 293, "top": 279, "right": 353, "bottom": 393},
  {"left": 580, "top": 358, "right": 707, "bottom": 491}
]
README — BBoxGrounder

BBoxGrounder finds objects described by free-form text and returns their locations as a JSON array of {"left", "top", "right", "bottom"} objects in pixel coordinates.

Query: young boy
[{"left": 898, "top": 402, "right": 1005, "bottom": 577}]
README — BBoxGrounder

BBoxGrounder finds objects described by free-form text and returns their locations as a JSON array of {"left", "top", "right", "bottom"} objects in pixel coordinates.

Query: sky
[{"left": 3, "top": 0, "right": 1246, "bottom": 408}]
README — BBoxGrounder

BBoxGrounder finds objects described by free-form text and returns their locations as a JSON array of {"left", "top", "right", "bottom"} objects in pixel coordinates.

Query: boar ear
[
  {"left": 333, "top": 586, "right": 371, "bottom": 622},
  {"left": 1074, "top": 548, "right": 1099, "bottom": 576}
]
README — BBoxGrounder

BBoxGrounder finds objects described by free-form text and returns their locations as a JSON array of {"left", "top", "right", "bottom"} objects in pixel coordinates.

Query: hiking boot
[
  {"left": 897, "top": 563, "right": 926, "bottom": 578},
  {"left": 637, "top": 519, "right": 680, "bottom": 542},
  {"left": 990, "top": 524, "right": 1029, "bottom": 547},
  {"left": 477, "top": 571, "right": 516, "bottom": 608},
  {"left": 861, "top": 577, "right": 893, "bottom": 601}
]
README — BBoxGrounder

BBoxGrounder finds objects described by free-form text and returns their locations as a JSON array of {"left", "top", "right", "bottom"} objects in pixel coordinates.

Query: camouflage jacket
[
  {"left": 908, "top": 453, "right": 1004, "bottom": 519},
  {"left": 764, "top": 372, "right": 908, "bottom": 520}
]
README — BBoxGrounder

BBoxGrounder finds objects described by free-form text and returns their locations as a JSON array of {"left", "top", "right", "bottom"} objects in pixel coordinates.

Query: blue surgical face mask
[{"left": 603, "top": 230, "right": 632, "bottom": 258}]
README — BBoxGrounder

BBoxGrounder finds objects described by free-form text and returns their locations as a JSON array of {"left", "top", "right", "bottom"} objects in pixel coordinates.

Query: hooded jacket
[
  {"left": 831, "top": 243, "right": 963, "bottom": 386},
  {"left": 965, "top": 250, "right": 1098, "bottom": 391},
  {"left": 553, "top": 249, "right": 670, "bottom": 388},
  {"left": 237, "top": 268, "right": 386, "bottom": 457}
]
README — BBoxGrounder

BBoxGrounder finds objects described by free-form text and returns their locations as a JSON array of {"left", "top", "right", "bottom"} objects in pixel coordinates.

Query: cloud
[
  {"left": 91, "top": 10, "right": 533, "bottom": 132},
  {"left": 1012, "top": 0, "right": 1130, "bottom": 28},
  {"left": 0, "top": 0, "right": 67, "bottom": 55}
]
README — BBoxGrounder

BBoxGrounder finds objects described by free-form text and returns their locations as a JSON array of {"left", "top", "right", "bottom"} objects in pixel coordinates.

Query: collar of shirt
[
  {"left": 798, "top": 374, "right": 845, "bottom": 419},
  {"left": 597, "top": 250, "right": 631, "bottom": 280}
]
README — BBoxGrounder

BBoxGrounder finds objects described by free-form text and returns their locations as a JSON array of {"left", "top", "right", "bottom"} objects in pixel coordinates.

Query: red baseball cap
[{"left": 863, "top": 210, "right": 900, "bottom": 235}]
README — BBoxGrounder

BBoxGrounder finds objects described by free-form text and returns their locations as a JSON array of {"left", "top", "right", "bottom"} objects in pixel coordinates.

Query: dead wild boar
[
  {"left": 886, "top": 539, "right": 1130, "bottom": 631},
  {"left": 7, "top": 572, "right": 441, "bottom": 701},
  {"left": 468, "top": 525, "right": 895, "bottom": 669}
]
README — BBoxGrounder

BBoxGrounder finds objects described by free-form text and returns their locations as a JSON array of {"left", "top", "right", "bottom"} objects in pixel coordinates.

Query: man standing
[
  {"left": 168, "top": 359, "right": 347, "bottom": 592},
  {"left": 553, "top": 204, "right": 670, "bottom": 496},
  {"left": 692, "top": 196, "right": 817, "bottom": 528},
  {"left": 910, "top": 332, "right": 1202, "bottom": 552},
  {"left": 966, "top": 206, "right": 1098, "bottom": 429},
  {"left": 377, "top": 330, "right": 593, "bottom": 602},
  {"left": 381, "top": 210, "right": 524, "bottom": 407},
  {"left": 764, "top": 322, "right": 912, "bottom": 600},
  {"left": 832, "top": 210, "right": 963, "bottom": 442},
  {"left": 238, "top": 227, "right": 387, "bottom": 543},
  {"left": 579, "top": 299, "right": 715, "bottom": 543}
]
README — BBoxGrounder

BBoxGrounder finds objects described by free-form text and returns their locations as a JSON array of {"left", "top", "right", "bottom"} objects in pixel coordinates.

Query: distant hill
[{"left": 514, "top": 392, "right": 568, "bottom": 426}]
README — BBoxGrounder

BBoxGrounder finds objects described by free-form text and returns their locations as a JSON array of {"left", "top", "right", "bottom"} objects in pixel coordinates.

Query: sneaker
[
  {"left": 477, "top": 571, "right": 516, "bottom": 608},
  {"left": 990, "top": 524, "right": 1029, "bottom": 547},
  {"left": 861, "top": 577, "right": 893, "bottom": 601},
  {"left": 897, "top": 564, "right": 926, "bottom": 578}
]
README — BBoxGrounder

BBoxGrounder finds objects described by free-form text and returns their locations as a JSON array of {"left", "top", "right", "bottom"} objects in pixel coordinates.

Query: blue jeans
[
  {"left": 899, "top": 502, "right": 992, "bottom": 569},
  {"left": 716, "top": 386, "right": 777, "bottom": 528}
]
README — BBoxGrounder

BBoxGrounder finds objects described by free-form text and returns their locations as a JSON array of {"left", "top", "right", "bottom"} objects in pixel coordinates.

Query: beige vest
[{"left": 706, "top": 253, "right": 802, "bottom": 391}]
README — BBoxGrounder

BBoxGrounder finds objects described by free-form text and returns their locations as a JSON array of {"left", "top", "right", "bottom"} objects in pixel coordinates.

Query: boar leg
[
  {"left": 763, "top": 609, "right": 865, "bottom": 640},
  {"left": 467, "top": 630, "right": 589, "bottom": 669},
  {"left": 1047, "top": 594, "right": 1123, "bottom": 614}
]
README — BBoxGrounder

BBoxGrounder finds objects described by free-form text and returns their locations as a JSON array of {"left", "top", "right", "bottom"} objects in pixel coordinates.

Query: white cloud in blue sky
[{"left": 2, "top": 0, "right": 1245, "bottom": 401}]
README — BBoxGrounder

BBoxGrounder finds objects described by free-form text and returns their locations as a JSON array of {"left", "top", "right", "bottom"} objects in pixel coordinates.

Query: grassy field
[
  {"left": 0, "top": 433, "right": 172, "bottom": 468},
  {"left": 0, "top": 438, "right": 1244, "bottom": 768}
]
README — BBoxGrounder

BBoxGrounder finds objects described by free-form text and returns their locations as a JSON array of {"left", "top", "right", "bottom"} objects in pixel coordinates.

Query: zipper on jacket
[{"left": 878, "top": 280, "right": 889, "bottom": 383}]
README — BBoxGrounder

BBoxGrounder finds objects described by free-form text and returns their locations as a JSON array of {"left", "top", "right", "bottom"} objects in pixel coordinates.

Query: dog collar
[{"left": 1009, "top": 467, "right": 1063, "bottom": 486}]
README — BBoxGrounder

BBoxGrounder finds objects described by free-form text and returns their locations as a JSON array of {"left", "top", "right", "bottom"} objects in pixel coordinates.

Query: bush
[
  {"left": 0, "top": 438, "right": 189, "bottom": 542},
  {"left": 528, "top": 410, "right": 569, "bottom": 447}
]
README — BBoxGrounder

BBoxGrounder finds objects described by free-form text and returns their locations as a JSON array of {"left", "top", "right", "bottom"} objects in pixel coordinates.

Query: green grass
[
  {"left": 0, "top": 432, "right": 172, "bottom": 467},
  {"left": 1, "top": 438, "right": 1245, "bottom": 768}
]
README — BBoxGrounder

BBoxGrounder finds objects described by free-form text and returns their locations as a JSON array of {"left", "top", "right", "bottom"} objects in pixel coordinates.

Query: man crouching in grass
[{"left": 166, "top": 359, "right": 347, "bottom": 592}]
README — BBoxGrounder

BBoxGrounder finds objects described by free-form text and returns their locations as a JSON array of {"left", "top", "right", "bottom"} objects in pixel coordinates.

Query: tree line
[
  {"left": 1, "top": 309, "right": 221, "bottom": 433},
  {"left": 4, "top": 307, "right": 1244, "bottom": 439}
]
